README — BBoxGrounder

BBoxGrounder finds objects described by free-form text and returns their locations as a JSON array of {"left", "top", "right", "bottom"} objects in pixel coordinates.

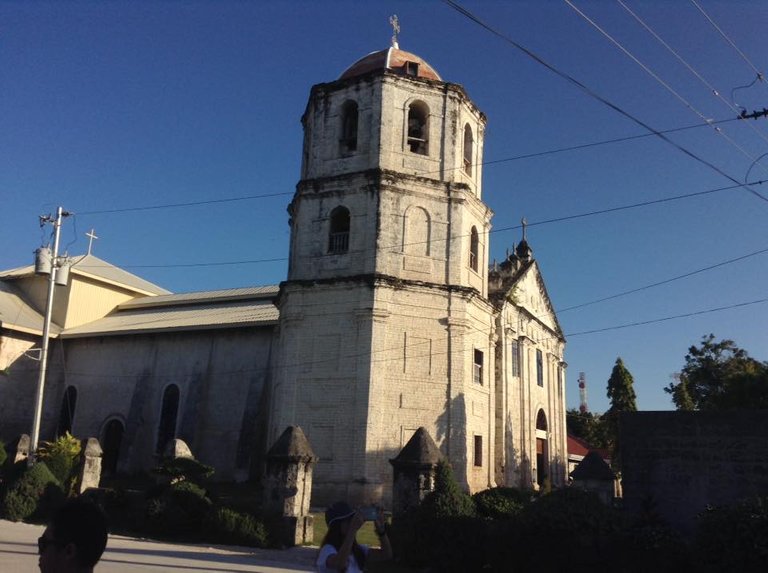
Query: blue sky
[{"left": 2, "top": 1, "right": 767, "bottom": 413}]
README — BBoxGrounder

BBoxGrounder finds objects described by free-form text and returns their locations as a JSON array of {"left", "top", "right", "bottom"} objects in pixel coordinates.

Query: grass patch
[{"left": 311, "top": 511, "right": 381, "bottom": 547}]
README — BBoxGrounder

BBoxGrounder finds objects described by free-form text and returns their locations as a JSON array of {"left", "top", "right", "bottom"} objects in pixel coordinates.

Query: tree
[
  {"left": 565, "top": 409, "right": 611, "bottom": 450},
  {"left": 665, "top": 334, "right": 768, "bottom": 410},
  {"left": 604, "top": 357, "right": 637, "bottom": 468},
  {"left": 606, "top": 357, "right": 637, "bottom": 414}
]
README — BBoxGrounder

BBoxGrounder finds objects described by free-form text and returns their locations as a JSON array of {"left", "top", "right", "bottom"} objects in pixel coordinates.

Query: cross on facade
[
  {"left": 389, "top": 15, "right": 400, "bottom": 48},
  {"left": 86, "top": 229, "right": 99, "bottom": 255},
  {"left": 521, "top": 217, "right": 528, "bottom": 241}
]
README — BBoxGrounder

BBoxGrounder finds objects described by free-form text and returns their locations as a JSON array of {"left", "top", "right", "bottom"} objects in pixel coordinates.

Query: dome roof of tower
[{"left": 339, "top": 47, "right": 442, "bottom": 81}]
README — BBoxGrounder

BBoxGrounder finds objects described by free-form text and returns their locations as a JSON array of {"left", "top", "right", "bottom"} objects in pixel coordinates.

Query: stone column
[
  {"left": 9, "top": 434, "right": 30, "bottom": 465},
  {"left": 263, "top": 426, "right": 318, "bottom": 547},
  {"left": 389, "top": 427, "right": 442, "bottom": 519},
  {"left": 76, "top": 438, "right": 103, "bottom": 494}
]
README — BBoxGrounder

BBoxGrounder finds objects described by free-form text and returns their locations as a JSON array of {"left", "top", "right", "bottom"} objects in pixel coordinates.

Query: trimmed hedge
[
  {"left": 694, "top": 496, "right": 768, "bottom": 572},
  {"left": 0, "top": 440, "right": 7, "bottom": 468},
  {"left": 209, "top": 507, "right": 269, "bottom": 547},
  {"left": 1, "top": 461, "right": 64, "bottom": 522},
  {"left": 473, "top": 486, "right": 530, "bottom": 519}
]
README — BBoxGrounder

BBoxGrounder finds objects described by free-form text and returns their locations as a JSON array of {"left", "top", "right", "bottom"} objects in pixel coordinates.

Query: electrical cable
[
  {"left": 86, "top": 178, "right": 764, "bottom": 269},
  {"left": 557, "top": 244, "right": 768, "bottom": 313},
  {"left": 565, "top": 0, "right": 768, "bottom": 181},
  {"left": 440, "top": 0, "right": 768, "bottom": 204},
  {"left": 616, "top": 0, "right": 768, "bottom": 148},
  {"left": 567, "top": 296, "right": 768, "bottom": 337},
  {"left": 76, "top": 191, "right": 294, "bottom": 216},
  {"left": 690, "top": 0, "right": 766, "bottom": 86},
  {"left": 42, "top": 292, "right": 767, "bottom": 381}
]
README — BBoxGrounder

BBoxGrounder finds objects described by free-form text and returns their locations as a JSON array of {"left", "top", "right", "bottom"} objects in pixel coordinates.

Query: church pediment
[{"left": 492, "top": 260, "right": 564, "bottom": 340}]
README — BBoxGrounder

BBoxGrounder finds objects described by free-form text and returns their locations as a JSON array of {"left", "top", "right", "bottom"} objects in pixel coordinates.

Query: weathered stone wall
[
  {"left": 47, "top": 326, "right": 274, "bottom": 479},
  {"left": 621, "top": 411, "right": 768, "bottom": 534}
]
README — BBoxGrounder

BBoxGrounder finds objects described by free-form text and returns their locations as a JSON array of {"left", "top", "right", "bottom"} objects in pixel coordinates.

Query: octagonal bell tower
[{"left": 271, "top": 37, "right": 496, "bottom": 505}]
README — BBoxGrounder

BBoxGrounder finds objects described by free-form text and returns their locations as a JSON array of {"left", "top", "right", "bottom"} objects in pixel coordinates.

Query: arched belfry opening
[
  {"left": 463, "top": 124, "right": 474, "bottom": 175},
  {"left": 407, "top": 101, "right": 429, "bottom": 155},
  {"left": 536, "top": 409, "right": 549, "bottom": 487},
  {"left": 340, "top": 100, "right": 358, "bottom": 154},
  {"left": 328, "top": 206, "right": 351, "bottom": 254},
  {"left": 469, "top": 226, "right": 479, "bottom": 271}
]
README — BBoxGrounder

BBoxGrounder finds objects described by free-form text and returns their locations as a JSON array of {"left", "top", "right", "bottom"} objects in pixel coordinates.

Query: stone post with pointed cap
[
  {"left": 9, "top": 434, "right": 30, "bottom": 465},
  {"left": 76, "top": 437, "right": 103, "bottom": 494},
  {"left": 389, "top": 427, "right": 443, "bottom": 518},
  {"left": 263, "top": 425, "right": 318, "bottom": 546}
]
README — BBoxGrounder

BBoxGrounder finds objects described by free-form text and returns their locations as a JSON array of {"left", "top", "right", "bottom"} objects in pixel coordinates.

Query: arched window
[
  {"left": 469, "top": 226, "right": 479, "bottom": 271},
  {"left": 156, "top": 384, "right": 180, "bottom": 455},
  {"left": 57, "top": 386, "right": 77, "bottom": 437},
  {"left": 340, "top": 101, "right": 358, "bottom": 154},
  {"left": 463, "top": 124, "right": 473, "bottom": 175},
  {"left": 536, "top": 409, "right": 548, "bottom": 431},
  {"left": 536, "top": 409, "right": 549, "bottom": 487},
  {"left": 102, "top": 419, "right": 124, "bottom": 476},
  {"left": 407, "top": 101, "right": 429, "bottom": 155},
  {"left": 403, "top": 206, "right": 430, "bottom": 256},
  {"left": 328, "top": 206, "right": 350, "bottom": 254}
]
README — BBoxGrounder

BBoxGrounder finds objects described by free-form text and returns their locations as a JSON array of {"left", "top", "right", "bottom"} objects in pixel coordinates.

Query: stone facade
[{"left": 0, "top": 43, "right": 567, "bottom": 506}]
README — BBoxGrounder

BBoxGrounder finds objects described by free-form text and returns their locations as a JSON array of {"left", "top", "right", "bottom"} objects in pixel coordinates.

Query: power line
[
  {"left": 31, "top": 293, "right": 767, "bottom": 382},
  {"left": 617, "top": 0, "right": 768, "bottom": 148},
  {"left": 84, "top": 179, "right": 764, "bottom": 270},
  {"left": 557, "top": 245, "right": 768, "bottom": 313},
  {"left": 440, "top": 0, "right": 768, "bottom": 204},
  {"left": 76, "top": 191, "right": 293, "bottom": 216},
  {"left": 566, "top": 297, "right": 768, "bottom": 337},
  {"left": 565, "top": 0, "right": 768, "bottom": 181},
  {"left": 690, "top": 0, "right": 766, "bottom": 85}
]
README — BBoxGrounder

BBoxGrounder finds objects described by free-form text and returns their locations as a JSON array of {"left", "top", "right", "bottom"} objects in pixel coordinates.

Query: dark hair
[
  {"left": 50, "top": 498, "right": 108, "bottom": 568},
  {"left": 321, "top": 517, "right": 366, "bottom": 570}
]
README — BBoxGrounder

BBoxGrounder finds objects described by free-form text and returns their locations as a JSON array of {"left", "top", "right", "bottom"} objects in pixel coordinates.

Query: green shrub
[
  {"left": 473, "top": 486, "right": 530, "bottom": 519},
  {"left": 694, "top": 496, "right": 768, "bottom": 572},
  {"left": 0, "top": 440, "right": 7, "bottom": 468},
  {"left": 1, "top": 462, "right": 64, "bottom": 522},
  {"left": 392, "top": 461, "right": 480, "bottom": 571},
  {"left": 145, "top": 480, "right": 212, "bottom": 539},
  {"left": 209, "top": 507, "right": 268, "bottom": 547},
  {"left": 514, "top": 488, "right": 623, "bottom": 570},
  {"left": 37, "top": 433, "right": 81, "bottom": 493},
  {"left": 151, "top": 457, "right": 214, "bottom": 484},
  {"left": 420, "top": 460, "right": 475, "bottom": 519}
]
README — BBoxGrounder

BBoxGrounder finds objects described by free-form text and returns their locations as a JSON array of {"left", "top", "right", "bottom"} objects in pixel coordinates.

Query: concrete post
[
  {"left": 76, "top": 437, "right": 103, "bottom": 494},
  {"left": 9, "top": 434, "right": 31, "bottom": 465},
  {"left": 389, "top": 427, "right": 442, "bottom": 518},
  {"left": 263, "top": 426, "right": 318, "bottom": 546}
]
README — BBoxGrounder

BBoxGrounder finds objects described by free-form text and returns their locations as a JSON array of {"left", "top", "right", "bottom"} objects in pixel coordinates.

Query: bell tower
[{"left": 271, "top": 37, "right": 496, "bottom": 504}]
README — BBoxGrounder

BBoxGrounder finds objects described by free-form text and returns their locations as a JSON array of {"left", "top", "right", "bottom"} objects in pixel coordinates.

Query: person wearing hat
[{"left": 316, "top": 501, "right": 392, "bottom": 572}]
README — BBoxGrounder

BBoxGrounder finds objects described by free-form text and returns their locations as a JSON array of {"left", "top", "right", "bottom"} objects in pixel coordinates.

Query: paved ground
[{"left": 0, "top": 519, "right": 316, "bottom": 572}]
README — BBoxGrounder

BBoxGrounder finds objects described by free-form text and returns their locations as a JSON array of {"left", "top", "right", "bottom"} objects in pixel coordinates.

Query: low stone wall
[{"left": 620, "top": 410, "right": 768, "bottom": 534}]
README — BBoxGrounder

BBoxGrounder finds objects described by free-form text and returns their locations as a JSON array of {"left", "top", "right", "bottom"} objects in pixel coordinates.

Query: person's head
[
  {"left": 38, "top": 498, "right": 108, "bottom": 573},
  {"left": 322, "top": 501, "right": 366, "bottom": 567}
]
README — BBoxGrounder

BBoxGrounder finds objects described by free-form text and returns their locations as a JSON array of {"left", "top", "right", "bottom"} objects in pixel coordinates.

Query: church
[{"left": 0, "top": 40, "right": 567, "bottom": 505}]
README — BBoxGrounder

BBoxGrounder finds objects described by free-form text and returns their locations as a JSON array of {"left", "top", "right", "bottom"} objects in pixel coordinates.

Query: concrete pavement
[{"left": 0, "top": 519, "right": 316, "bottom": 572}]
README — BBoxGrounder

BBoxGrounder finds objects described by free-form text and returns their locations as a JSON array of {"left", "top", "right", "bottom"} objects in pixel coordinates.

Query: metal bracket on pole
[{"left": 29, "top": 206, "right": 70, "bottom": 463}]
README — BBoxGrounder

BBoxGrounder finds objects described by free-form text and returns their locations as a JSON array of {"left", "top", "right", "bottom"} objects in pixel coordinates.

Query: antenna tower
[{"left": 578, "top": 372, "right": 589, "bottom": 413}]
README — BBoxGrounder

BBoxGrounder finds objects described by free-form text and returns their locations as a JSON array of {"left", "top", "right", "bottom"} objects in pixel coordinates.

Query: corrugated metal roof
[
  {"left": 0, "top": 281, "right": 61, "bottom": 336},
  {"left": 118, "top": 285, "right": 279, "bottom": 310},
  {"left": 61, "top": 299, "right": 278, "bottom": 338},
  {"left": 0, "top": 254, "right": 171, "bottom": 296}
]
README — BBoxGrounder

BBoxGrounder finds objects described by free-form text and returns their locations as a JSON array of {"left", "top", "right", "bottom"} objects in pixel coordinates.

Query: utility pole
[{"left": 30, "top": 206, "right": 71, "bottom": 460}]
